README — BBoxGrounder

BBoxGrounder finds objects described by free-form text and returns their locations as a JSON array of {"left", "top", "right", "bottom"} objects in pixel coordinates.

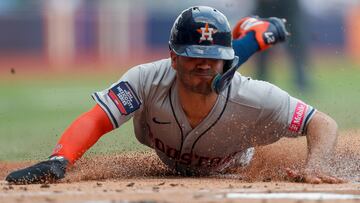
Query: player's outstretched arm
[
  {"left": 5, "top": 104, "right": 113, "bottom": 184},
  {"left": 286, "top": 111, "right": 345, "bottom": 184}
]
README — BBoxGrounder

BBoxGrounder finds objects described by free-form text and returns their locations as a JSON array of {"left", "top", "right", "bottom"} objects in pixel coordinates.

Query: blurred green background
[{"left": 0, "top": 0, "right": 360, "bottom": 161}]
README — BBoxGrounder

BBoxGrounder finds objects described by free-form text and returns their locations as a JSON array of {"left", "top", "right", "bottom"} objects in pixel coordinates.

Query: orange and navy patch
[{"left": 108, "top": 81, "right": 141, "bottom": 115}]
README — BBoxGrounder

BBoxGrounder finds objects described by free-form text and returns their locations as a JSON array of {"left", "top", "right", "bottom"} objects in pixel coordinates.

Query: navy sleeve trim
[
  {"left": 304, "top": 108, "right": 315, "bottom": 126},
  {"left": 303, "top": 108, "right": 316, "bottom": 134},
  {"left": 92, "top": 93, "right": 119, "bottom": 128}
]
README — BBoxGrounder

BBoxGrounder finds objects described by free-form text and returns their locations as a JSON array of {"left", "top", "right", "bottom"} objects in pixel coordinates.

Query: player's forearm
[
  {"left": 305, "top": 111, "right": 338, "bottom": 169},
  {"left": 232, "top": 32, "right": 259, "bottom": 66},
  {"left": 51, "top": 104, "right": 113, "bottom": 164}
]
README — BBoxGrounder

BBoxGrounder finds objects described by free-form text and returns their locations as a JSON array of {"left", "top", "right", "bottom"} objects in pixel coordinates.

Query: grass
[
  {"left": 253, "top": 56, "right": 360, "bottom": 129},
  {"left": 0, "top": 55, "right": 359, "bottom": 161},
  {"left": 0, "top": 73, "right": 147, "bottom": 161}
]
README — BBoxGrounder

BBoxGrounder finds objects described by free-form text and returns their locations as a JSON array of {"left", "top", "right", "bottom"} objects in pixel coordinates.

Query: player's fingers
[
  {"left": 317, "top": 174, "right": 346, "bottom": 184},
  {"left": 285, "top": 167, "right": 298, "bottom": 177},
  {"left": 285, "top": 168, "right": 304, "bottom": 182},
  {"left": 286, "top": 167, "right": 345, "bottom": 184},
  {"left": 303, "top": 175, "right": 322, "bottom": 184}
]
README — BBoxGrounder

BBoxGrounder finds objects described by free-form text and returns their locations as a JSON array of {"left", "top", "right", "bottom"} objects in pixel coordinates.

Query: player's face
[{"left": 171, "top": 52, "right": 224, "bottom": 95}]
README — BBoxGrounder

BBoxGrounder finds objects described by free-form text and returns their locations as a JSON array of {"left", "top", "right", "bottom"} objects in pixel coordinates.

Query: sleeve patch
[
  {"left": 108, "top": 81, "right": 141, "bottom": 115},
  {"left": 288, "top": 101, "right": 307, "bottom": 133}
]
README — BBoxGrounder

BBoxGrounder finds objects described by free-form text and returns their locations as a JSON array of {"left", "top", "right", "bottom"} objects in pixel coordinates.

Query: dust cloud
[{"left": 61, "top": 130, "right": 360, "bottom": 183}]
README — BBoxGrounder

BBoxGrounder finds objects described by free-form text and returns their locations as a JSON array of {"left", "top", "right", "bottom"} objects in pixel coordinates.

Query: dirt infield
[{"left": 1, "top": 130, "right": 360, "bottom": 203}]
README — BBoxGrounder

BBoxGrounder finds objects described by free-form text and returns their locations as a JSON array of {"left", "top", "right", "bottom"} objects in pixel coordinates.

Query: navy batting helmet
[
  {"left": 169, "top": 6, "right": 240, "bottom": 94},
  {"left": 169, "top": 6, "right": 235, "bottom": 60}
]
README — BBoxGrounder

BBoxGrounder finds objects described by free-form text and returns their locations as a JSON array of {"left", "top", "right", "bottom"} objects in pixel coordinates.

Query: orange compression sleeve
[{"left": 51, "top": 104, "right": 114, "bottom": 164}]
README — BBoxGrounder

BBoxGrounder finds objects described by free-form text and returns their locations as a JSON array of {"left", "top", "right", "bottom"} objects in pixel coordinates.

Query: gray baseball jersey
[{"left": 92, "top": 58, "right": 316, "bottom": 175}]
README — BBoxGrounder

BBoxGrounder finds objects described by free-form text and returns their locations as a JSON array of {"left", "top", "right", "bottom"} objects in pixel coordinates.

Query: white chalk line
[
  {"left": 2, "top": 189, "right": 360, "bottom": 201},
  {"left": 218, "top": 192, "right": 360, "bottom": 200}
]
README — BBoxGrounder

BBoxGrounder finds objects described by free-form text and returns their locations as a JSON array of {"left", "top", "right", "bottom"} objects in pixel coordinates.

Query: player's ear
[{"left": 170, "top": 50, "right": 177, "bottom": 70}]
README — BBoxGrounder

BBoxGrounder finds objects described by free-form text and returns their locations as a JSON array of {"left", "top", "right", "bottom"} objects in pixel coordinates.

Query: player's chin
[
  {"left": 191, "top": 75, "right": 213, "bottom": 86},
  {"left": 191, "top": 82, "right": 213, "bottom": 95}
]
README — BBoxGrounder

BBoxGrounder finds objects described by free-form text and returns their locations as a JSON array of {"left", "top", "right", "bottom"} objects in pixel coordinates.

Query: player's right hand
[
  {"left": 232, "top": 16, "right": 289, "bottom": 51},
  {"left": 5, "top": 156, "right": 68, "bottom": 184},
  {"left": 285, "top": 167, "right": 346, "bottom": 184}
]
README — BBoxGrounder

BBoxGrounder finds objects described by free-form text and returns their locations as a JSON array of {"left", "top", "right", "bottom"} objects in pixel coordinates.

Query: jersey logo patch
[
  {"left": 108, "top": 81, "right": 141, "bottom": 115},
  {"left": 289, "top": 101, "right": 307, "bottom": 133}
]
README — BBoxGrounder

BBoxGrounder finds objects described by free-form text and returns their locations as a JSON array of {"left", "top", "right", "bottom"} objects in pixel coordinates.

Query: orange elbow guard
[{"left": 51, "top": 104, "right": 114, "bottom": 164}]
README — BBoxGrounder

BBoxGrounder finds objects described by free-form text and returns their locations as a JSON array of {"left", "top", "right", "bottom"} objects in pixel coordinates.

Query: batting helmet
[
  {"left": 169, "top": 6, "right": 240, "bottom": 94},
  {"left": 169, "top": 6, "right": 234, "bottom": 60}
]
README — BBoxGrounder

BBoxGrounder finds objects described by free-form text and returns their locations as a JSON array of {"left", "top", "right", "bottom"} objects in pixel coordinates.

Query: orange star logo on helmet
[{"left": 197, "top": 23, "right": 218, "bottom": 43}]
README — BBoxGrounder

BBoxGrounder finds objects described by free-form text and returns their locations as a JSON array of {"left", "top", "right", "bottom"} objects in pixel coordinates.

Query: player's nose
[{"left": 195, "top": 58, "right": 213, "bottom": 69}]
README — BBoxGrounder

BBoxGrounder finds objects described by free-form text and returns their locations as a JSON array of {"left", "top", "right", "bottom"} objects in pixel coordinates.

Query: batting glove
[
  {"left": 232, "top": 16, "right": 289, "bottom": 51},
  {"left": 5, "top": 156, "right": 68, "bottom": 184}
]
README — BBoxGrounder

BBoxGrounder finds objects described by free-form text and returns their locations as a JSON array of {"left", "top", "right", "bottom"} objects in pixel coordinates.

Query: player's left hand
[
  {"left": 5, "top": 156, "right": 68, "bottom": 184},
  {"left": 232, "top": 16, "right": 289, "bottom": 51},
  {"left": 285, "top": 167, "right": 346, "bottom": 184}
]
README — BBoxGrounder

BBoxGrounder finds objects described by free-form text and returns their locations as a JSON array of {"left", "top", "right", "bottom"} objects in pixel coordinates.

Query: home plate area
[{"left": 1, "top": 179, "right": 360, "bottom": 203}]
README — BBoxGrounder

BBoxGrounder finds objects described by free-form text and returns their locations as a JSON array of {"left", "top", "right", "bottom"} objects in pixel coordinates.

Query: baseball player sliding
[{"left": 6, "top": 6, "right": 344, "bottom": 184}]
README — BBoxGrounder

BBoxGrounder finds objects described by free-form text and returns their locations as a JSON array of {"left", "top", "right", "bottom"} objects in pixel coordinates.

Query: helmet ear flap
[
  {"left": 223, "top": 60, "right": 233, "bottom": 73},
  {"left": 211, "top": 56, "right": 240, "bottom": 94}
]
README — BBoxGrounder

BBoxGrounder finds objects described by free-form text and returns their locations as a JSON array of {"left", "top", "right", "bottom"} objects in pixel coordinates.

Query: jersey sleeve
[
  {"left": 257, "top": 83, "right": 316, "bottom": 139},
  {"left": 91, "top": 66, "right": 145, "bottom": 129}
]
